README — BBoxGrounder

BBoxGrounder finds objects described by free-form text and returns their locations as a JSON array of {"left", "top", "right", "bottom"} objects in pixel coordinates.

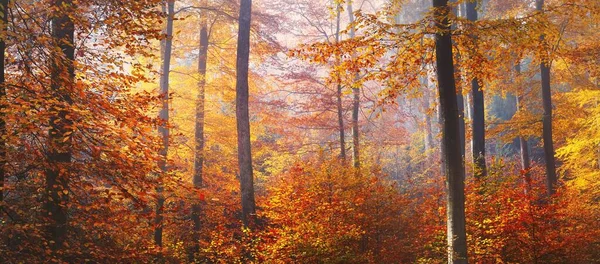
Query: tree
[
  {"left": 155, "top": 0, "right": 175, "bottom": 248},
  {"left": 44, "top": 0, "right": 75, "bottom": 251},
  {"left": 433, "top": 0, "right": 468, "bottom": 262},
  {"left": 334, "top": 2, "right": 346, "bottom": 162},
  {"left": 553, "top": 0, "right": 600, "bottom": 199},
  {"left": 0, "top": 0, "right": 165, "bottom": 261},
  {"left": 515, "top": 61, "right": 531, "bottom": 192},
  {"left": 191, "top": 1, "right": 209, "bottom": 257},
  {"left": 421, "top": 77, "right": 435, "bottom": 154},
  {"left": 466, "top": 0, "right": 487, "bottom": 179},
  {"left": 450, "top": 0, "right": 466, "bottom": 162},
  {"left": 536, "top": 0, "right": 557, "bottom": 196},
  {"left": 347, "top": 0, "right": 360, "bottom": 169},
  {"left": 0, "top": 0, "right": 7, "bottom": 221},
  {"left": 235, "top": 0, "right": 256, "bottom": 227}
]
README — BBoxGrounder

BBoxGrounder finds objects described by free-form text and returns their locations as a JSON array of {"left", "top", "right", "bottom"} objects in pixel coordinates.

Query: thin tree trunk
[
  {"left": 347, "top": 3, "right": 365, "bottom": 249},
  {"left": 347, "top": 1, "right": 360, "bottom": 169},
  {"left": 457, "top": 91, "right": 465, "bottom": 158},
  {"left": 45, "top": 0, "right": 75, "bottom": 251},
  {"left": 0, "top": 0, "right": 8, "bottom": 221},
  {"left": 422, "top": 77, "right": 434, "bottom": 152},
  {"left": 433, "top": 0, "right": 468, "bottom": 263},
  {"left": 236, "top": 0, "right": 256, "bottom": 227},
  {"left": 155, "top": 0, "right": 174, "bottom": 247},
  {"left": 515, "top": 62, "right": 532, "bottom": 193},
  {"left": 191, "top": 6, "right": 209, "bottom": 259},
  {"left": 466, "top": 0, "right": 487, "bottom": 179},
  {"left": 334, "top": 3, "right": 346, "bottom": 162},
  {"left": 536, "top": 0, "right": 557, "bottom": 196},
  {"left": 336, "top": 84, "right": 346, "bottom": 161}
]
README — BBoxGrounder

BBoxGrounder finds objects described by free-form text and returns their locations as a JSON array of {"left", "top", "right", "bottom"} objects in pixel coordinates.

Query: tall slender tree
[
  {"left": 191, "top": 4, "right": 209, "bottom": 258},
  {"left": 515, "top": 62, "right": 532, "bottom": 193},
  {"left": 347, "top": 0, "right": 360, "bottom": 169},
  {"left": 155, "top": 0, "right": 175, "bottom": 247},
  {"left": 433, "top": 0, "right": 468, "bottom": 262},
  {"left": 0, "top": 0, "right": 8, "bottom": 220},
  {"left": 45, "top": 0, "right": 75, "bottom": 251},
  {"left": 334, "top": 2, "right": 346, "bottom": 162},
  {"left": 422, "top": 76, "right": 434, "bottom": 153},
  {"left": 236, "top": 0, "right": 256, "bottom": 227},
  {"left": 536, "top": 0, "right": 557, "bottom": 196},
  {"left": 457, "top": 91, "right": 465, "bottom": 159},
  {"left": 467, "top": 0, "right": 487, "bottom": 179}
]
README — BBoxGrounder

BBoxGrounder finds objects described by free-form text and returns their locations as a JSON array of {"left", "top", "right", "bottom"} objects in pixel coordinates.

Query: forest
[{"left": 0, "top": 0, "right": 599, "bottom": 263}]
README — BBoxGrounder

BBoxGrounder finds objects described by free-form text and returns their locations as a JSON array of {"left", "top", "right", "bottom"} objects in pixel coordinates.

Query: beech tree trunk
[
  {"left": 45, "top": 0, "right": 75, "bottom": 251},
  {"left": 155, "top": 0, "right": 174, "bottom": 247},
  {"left": 433, "top": 0, "right": 468, "bottom": 263},
  {"left": 457, "top": 92, "right": 465, "bottom": 159},
  {"left": 515, "top": 62, "right": 532, "bottom": 193},
  {"left": 334, "top": 3, "right": 346, "bottom": 162},
  {"left": 347, "top": 1, "right": 360, "bottom": 169},
  {"left": 236, "top": 0, "right": 256, "bottom": 227},
  {"left": 422, "top": 77, "right": 434, "bottom": 152},
  {"left": 0, "top": 0, "right": 8, "bottom": 220},
  {"left": 536, "top": 0, "right": 558, "bottom": 196},
  {"left": 191, "top": 7, "right": 209, "bottom": 258},
  {"left": 466, "top": 0, "right": 487, "bottom": 179},
  {"left": 336, "top": 83, "right": 346, "bottom": 161},
  {"left": 456, "top": 94, "right": 466, "bottom": 162},
  {"left": 450, "top": 0, "right": 466, "bottom": 161}
]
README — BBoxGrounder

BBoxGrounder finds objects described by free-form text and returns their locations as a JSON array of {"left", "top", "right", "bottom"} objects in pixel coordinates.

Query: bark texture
[
  {"left": 450, "top": 0, "right": 466, "bottom": 160},
  {"left": 155, "top": 0, "right": 174, "bottom": 247},
  {"left": 433, "top": 0, "right": 468, "bottom": 262},
  {"left": 191, "top": 7, "right": 209, "bottom": 258},
  {"left": 236, "top": 0, "right": 256, "bottom": 227},
  {"left": 466, "top": 0, "right": 487, "bottom": 179},
  {"left": 536, "top": 0, "right": 558, "bottom": 196},
  {"left": 0, "top": 0, "right": 8, "bottom": 220}
]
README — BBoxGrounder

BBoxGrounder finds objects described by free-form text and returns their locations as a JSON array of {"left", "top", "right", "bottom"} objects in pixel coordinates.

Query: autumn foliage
[{"left": 0, "top": 0, "right": 599, "bottom": 263}]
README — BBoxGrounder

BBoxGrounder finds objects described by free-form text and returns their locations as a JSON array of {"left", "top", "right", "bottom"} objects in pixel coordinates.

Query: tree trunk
[
  {"left": 191, "top": 6, "right": 209, "bottom": 259},
  {"left": 0, "top": 0, "right": 8, "bottom": 221},
  {"left": 515, "top": 62, "right": 532, "bottom": 193},
  {"left": 422, "top": 77, "right": 434, "bottom": 152},
  {"left": 236, "top": 0, "right": 256, "bottom": 227},
  {"left": 433, "top": 0, "right": 468, "bottom": 263},
  {"left": 347, "top": 1, "right": 360, "bottom": 169},
  {"left": 465, "top": 93, "right": 472, "bottom": 122},
  {"left": 334, "top": 3, "right": 346, "bottom": 162},
  {"left": 536, "top": 0, "right": 557, "bottom": 196},
  {"left": 457, "top": 91, "right": 465, "bottom": 158},
  {"left": 155, "top": 0, "right": 174, "bottom": 247},
  {"left": 467, "top": 0, "right": 487, "bottom": 179},
  {"left": 336, "top": 83, "right": 346, "bottom": 161},
  {"left": 450, "top": 0, "right": 466, "bottom": 161},
  {"left": 45, "top": 0, "right": 75, "bottom": 251}
]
